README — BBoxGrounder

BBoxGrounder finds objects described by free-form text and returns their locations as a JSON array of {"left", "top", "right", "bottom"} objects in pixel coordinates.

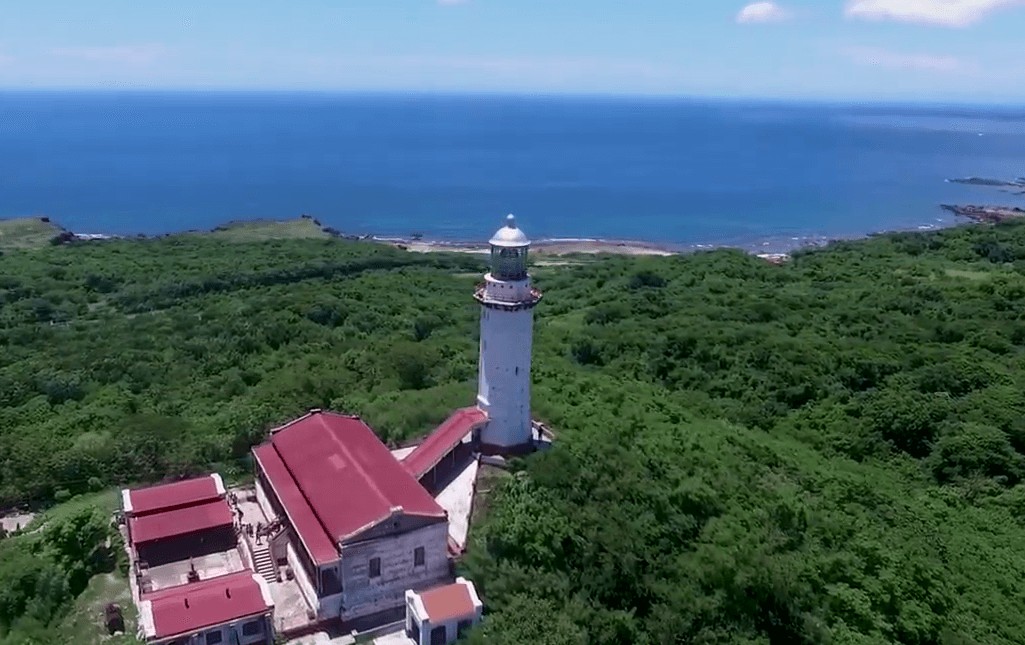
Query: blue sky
[{"left": 1, "top": 1, "right": 1023, "bottom": 101}]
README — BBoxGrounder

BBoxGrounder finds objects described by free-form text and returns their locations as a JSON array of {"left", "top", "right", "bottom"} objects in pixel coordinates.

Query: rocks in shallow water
[
  {"left": 941, "top": 204, "right": 1025, "bottom": 222},
  {"left": 947, "top": 176, "right": 1025, "bottom": 187}
]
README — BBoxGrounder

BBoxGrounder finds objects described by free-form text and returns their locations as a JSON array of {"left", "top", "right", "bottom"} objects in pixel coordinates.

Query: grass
[
  {"left": 53, "top": 572, "right": 141, "bottom": 645},
  {"left": 201, "top": 217, "right": 333, "bottom": 242},
  {"left": 945, "top": 268, "right": 995, "bottom": 281},
  {"left": 468, "top": 463, "right": 512, "bottom": 533},
  {"left": 0, "top": 217, "right": 63, "bottom": 250}
]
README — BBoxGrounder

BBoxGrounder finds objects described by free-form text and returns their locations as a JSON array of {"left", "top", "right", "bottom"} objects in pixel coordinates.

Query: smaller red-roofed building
[
  {"left": 405, "top": 577, "right": 482, "bottom": 645},
  {"left": 122, "top": 475, "right": 236, "bottom": 567},
  {"left": 402, "top": 407, "right": 488, "bottom": 491},
  {"left": 138, "top": 571, "right": 274, "bottom": 645}
]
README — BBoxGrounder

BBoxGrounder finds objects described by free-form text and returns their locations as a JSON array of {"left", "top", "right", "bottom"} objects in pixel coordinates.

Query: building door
[{"left": 430, "top": 625, "right": 447, "bottom": 645}]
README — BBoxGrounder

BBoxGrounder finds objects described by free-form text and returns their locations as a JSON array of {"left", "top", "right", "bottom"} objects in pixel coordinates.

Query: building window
[
  {"left": 414, "top": 546, "right": 425, "bottom": 567},
  {"left": 241, "top": 620, "right": 263, "bottom": 636},
  {"left": 369, "top": 557, "right": 381, "bottom": 578},
  {"left": 205, "top": 631, "right": 223, "bottom": 645},
  {"left": 458, "top": 620, "right": 473, "bottom": 637}
]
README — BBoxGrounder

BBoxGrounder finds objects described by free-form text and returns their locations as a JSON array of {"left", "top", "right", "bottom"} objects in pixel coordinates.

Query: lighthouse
[{"left": 474, "top": 214, "right": 542, "bottom": 451}]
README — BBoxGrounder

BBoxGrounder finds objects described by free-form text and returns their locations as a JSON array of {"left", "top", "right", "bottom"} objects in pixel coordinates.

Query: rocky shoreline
[
  {"left": 940, "top": 174, "right": 1025, "bottom": 224},
  {"left": 941, "top": 204, "right": 1025, "bottom": 223}
]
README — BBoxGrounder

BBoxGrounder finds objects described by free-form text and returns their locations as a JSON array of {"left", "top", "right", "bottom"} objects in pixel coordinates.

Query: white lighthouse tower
[{"left": 475, "top": 214, "right": 542, "bottom": 451}]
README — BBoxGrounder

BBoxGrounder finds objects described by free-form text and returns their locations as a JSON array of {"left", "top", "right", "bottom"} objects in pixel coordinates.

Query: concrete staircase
[{"left": 252, "top": 544, "right": 276, "bottom": 584}]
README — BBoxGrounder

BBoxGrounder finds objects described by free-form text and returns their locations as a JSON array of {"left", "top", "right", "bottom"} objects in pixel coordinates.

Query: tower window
[
  {"left": 414, "top": 546, "right": 425, "bottom": 566},
  {"left": 369, "top": 557, "right": 381, "bottom": 578},
  {"left": 515, "top": 367, "right": 519, "bottom": 375}
]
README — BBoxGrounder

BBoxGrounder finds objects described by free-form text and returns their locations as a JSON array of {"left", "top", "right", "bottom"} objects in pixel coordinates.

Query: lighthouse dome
[{"left": 489, "top": 214, "right": 530, "bottom": 248}]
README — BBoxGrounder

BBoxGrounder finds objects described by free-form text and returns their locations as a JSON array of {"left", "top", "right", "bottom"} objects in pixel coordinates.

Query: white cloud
[
  {"left": 51, "top": 44, "right": 166, "bottom": 65},
  {"left": 736, "top": 2, "right": 791, "bottom": 23},
  {"left": 841, "top": 45, "right": 970, "bottom": 71},
  {"left": 844, "top": 0, "right": 1024, "bottom": 27}
]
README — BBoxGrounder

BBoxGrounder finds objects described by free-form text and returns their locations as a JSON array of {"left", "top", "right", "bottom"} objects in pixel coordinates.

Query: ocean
[{"left": 1, "top": 92, "right": 1023, "bottom": 251}]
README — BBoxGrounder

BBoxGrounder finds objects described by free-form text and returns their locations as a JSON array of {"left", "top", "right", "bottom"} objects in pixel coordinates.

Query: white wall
[
  {"left": 477, "top": 285, "right": 534, "bottom": 448},
  {"left": 286, "top": 541, "right": 320, "bottom": 612},
  {"left": 152, "top": 614, "right": 273, "bottom": 645},
  {"left": 339, "top": 521, "right": 449, "bottom": 621},
  {"left": 405, "top": 578, "right": 483, "bottom": 645},
  {"left": 254, "top": 478, "right": 274, "bottom": 524}
]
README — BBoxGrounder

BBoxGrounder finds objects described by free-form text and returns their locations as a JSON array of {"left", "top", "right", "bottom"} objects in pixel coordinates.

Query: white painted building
[
  {"left": 474, "top": 214, "right": 542, "bottom": 450},
  {"left": 405, "top": 577, "right": 483, "bottom": 645}
]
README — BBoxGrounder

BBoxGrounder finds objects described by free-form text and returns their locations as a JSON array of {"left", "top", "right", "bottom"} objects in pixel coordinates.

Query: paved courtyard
[
  {"left": 435, "top": 458, "right": 479, "bottom": 549},
  {"left": 146, "top": 549, "right": 246, "bottom": 591},
  {"left": 0, "top": 512, "right": 34, "bottom": 534}
]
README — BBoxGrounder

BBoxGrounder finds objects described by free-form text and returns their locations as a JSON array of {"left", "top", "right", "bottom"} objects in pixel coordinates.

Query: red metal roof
[
  {"left": 256, "top": 411, "right": 446, "bottom": 558},
  {"left": 144, "top": 571, "right": 270, "bottom": 640},
  {"left": 419, "top": 581, "right": 476, "bottom": 623},
  {"left": 129, "top": 498, "right": 233, "bottom": 545},
  {"left": 252, "top": 443, "right": 338, "bottom": 565},
  {"left": 128, "top": 476, "right": 221, "bottom": 516},
  {"left": 402, "top": 407, "right": 487, "bottom": 479}
]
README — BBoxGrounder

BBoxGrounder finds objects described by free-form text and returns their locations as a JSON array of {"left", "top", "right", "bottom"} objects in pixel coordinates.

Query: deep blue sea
[{"left": 1, "top": 92, "right": 1023, "bottom": 250}]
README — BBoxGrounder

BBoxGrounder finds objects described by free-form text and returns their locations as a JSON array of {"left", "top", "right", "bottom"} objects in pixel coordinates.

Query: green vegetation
[
  {"left": 0, "top": 217, "right": 63, "bottom": 251},
  {"left": 51, "top": 572, "right": 139, "bottom": 645},
  {"left": 199, "top": 216, "right": 334, "bottom": 242},
  {"left": 0, "top": 494, "right": 122, "bottom": 644},
  {"left": 4, "top": 219, "right": 1025, "bottom": 642}
]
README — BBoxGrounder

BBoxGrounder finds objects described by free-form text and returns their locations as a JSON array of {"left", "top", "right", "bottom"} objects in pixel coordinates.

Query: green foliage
[
  {"left": 0, "top": 236, "right": 485, "bottom": 503},
  {"left": 0, "top": 502, "right": 116, "bottom": 643},
  {"left": 7, "top": 221, "right": 1025, "bottom": 642}
]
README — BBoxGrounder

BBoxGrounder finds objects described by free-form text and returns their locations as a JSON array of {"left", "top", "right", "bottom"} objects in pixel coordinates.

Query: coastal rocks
[
  {"left": 941, "top": 204, "right": 1025, "bottom": 223},
  {"left": 947, "top": 176, "right": 1025, "bottom": 187}
]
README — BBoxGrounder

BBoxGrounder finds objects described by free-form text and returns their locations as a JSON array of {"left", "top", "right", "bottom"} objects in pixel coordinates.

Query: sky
[{"left": 0, "top": 1, "right": 1023, "bottom": 102}]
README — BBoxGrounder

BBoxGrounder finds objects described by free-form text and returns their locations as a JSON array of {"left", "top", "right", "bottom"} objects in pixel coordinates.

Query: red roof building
[
  {"left": 254, "top": 411, "right": 445, "bottom": 552},
  {"left": 139, "top": 571, "right": 274, "bottom": 644},
  {"left": 405, "top": 577, "right": 483, "bottom": 645},
  {"left": 128, "top": 499, "right": 234, "bottom": 545},
  {"left": 124, "top": 474, "right": 224, "bottom": 516},
  {"left": 252, "top": 410, "right": 453, "bottom": 622},
  {"left": 402, "top": 407, "right": 488, "bottom": 481},
  {"left": 122, "top": 475, "right": 236, "bottom": 567}
]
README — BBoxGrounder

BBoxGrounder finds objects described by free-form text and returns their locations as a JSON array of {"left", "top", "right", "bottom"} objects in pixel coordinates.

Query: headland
[{"left": 4, "top": 180, "right": 1025, "bottom": 263}]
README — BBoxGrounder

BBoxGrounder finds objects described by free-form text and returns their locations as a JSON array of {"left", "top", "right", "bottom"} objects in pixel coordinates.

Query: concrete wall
[
  {"left": 151, "top": 613, "right": 273, "bottom": 645},
  {"left": 135, "top": 525, "right": 236, "bottom": 568},
  {"left": 477, "top": 280, "right": 535, "bottom": 448},
  {"left": 286, "top": 541, "right": 320, "bottom": 613},
  {"left": 254, "top": 478, "right": 274, "bottom": 526},
  {"left": 339, "top": 521, "right": 450, "bottom": 621}
]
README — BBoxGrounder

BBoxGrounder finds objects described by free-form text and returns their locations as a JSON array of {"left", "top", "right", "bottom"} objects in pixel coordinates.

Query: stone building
[{"left": 252, "top": 411, "right": 454, "bottom": 622}]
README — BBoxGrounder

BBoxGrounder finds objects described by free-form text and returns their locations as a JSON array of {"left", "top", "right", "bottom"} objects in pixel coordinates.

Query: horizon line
[{"left": 1, "top": 87, "right": 1024, "bottom": 109}]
